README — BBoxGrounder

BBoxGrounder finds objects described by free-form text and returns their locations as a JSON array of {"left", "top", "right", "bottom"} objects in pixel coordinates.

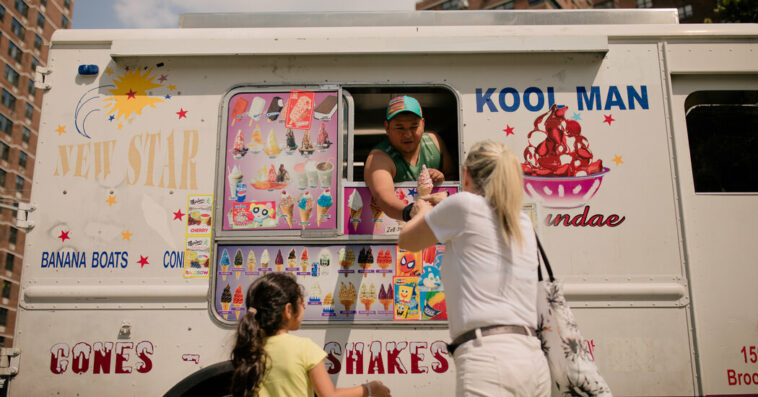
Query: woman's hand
[
  {"left": 419, "top": 192, "right": 449, "bottom": 206},
  {"left": 366, "top": 380, "right": 391, "bottom": 397},
  {"left": 410, "top": 198, "right": 432, "bottom": 219}
]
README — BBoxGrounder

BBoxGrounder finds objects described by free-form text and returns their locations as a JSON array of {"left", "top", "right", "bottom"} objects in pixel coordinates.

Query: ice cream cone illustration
[
  {"left": 279, "top": 191, "right": 294, "bottom": 228},
  {"left": 339, "top": 282, "right": 357, "bottom": 312},
  {"left": 287, "top": 249, "right": 297, "bottom": 269},
  {"left": 379, "top": 283, "right": 393, "bottom": 311},
  {"left": 348, "top": 190, "right": 363, "bottom": 231},
  {"left": 360, "top": 283, "right": 376, "bottom": 311},
  {"left": 233, "top": 249, "right": 244, "bottom": 280},
  {"left": 260, "top": 249, "right": 270, "bottom": 272},
  {"left": 300, "top": 248, "right": 309, "bottom": 272},
  {"left": 377, "top": 248, "right": 392, "bottom": 277},
  {"left": 221, "top": 284, "right": 232, "bottom": 319},
  {"left": 275, "top": 249, "right": 284, "bottom": 272},
  {"left": 219, "top": 249, "right": 231, "bottom": 281},
  {"left": 233, "top": 285, "right": 244, "bottom": 320},
  {"left": 371, "top": 197, "right": 384, "bottom": 229},
  {"left": 417, "top": 164, "right": 433, "bottom": 197},
  {"left": 338, "top": 248, "right": 355, "bottom": 277},
  {"left": 316, "top": 189, "right": 333, "bottom": 226},
  {"left": 246, "top": 250, "right": 257, "bottom": 279},
  {"left": 298, "top": 192, "right": 314, "bottom": 229},
  {"left": 358, "top": 247, "right": 374, "bottom": 277}
]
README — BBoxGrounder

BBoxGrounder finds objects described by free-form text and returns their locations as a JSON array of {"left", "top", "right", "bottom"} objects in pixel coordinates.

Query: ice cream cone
[
  {"left": 343, "top": 301, "right": 353, "bottom": 311},
  {"left": 221, "top": 302, "right": 230, "bottom": 319},
  {"left": 235, "top": 310, "right": 241, "bottom": 320},
  {"left": 317, "top": 204, "right": 330, "bottom": 226},
  {"left": 299, "top": 207, "right": 312, "bottom": 229},
  {"left": 276, "top": 264, "right": 282, "bottom": 272},
  {"left": 235, "top": 269, "right": 240, "bottom": 280},
  {"left": 350, "top": 207, "right": 362, "bottom": 231},
  {"left": 221, "top": 265, "right": 228, "bottom": 281},
  {"left": 281, "top": 205, "right": 293, "bottom": 227},
  {"left": 380, "top": 299, "right": 391, "bottom": 311}
]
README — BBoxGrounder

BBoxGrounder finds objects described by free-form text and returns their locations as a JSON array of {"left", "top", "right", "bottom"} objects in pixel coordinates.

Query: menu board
[
  {"left": 214, "top": 244, "right": 447, "bottom": 323},
  {"left": 344, "top": 186, "right": 458, "bottom": 235},
  {"left": 222, "top": 90, "right": 339, "bottom": 231}
]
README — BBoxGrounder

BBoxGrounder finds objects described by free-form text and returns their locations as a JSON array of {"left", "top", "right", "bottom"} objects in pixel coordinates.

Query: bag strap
[{"left": 535, "top": 235, "right": 555, "bottom": 283}]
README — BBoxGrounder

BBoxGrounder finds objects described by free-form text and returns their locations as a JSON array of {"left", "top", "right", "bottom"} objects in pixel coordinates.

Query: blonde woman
[{"left": 398, "top": 140, "right": 550, "bottom": 397}]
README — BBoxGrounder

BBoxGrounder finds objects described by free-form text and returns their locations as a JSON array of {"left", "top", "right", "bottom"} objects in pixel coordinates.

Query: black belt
[{"left": 447, "top": 324, "right": 537, "bottom": 356}]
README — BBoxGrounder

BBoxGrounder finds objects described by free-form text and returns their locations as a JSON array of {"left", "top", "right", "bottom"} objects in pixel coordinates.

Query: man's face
[{"left": 384, "top": 113, "right": 424, "bottom": 156}]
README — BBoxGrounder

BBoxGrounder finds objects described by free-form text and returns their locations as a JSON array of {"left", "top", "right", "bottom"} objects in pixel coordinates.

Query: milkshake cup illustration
[
  {"left": 294, "top": 162, "right": 308, "bottom": 190},
  {"left": 317, "top": 161, "right": 333, "bottom": 188},
  {"left": 306, "top": 160, "right": 319, "bottom": 188}
]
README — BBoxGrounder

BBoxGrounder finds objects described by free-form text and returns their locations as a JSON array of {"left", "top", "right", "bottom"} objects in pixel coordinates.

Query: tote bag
[{"left": 536, "top": 237, "right": 613, "bottom": 396}]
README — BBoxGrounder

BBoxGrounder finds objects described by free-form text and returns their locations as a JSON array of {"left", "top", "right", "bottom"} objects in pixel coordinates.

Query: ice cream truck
[{"left": 6, "top": 9, "right": 758, "bottom": 396}]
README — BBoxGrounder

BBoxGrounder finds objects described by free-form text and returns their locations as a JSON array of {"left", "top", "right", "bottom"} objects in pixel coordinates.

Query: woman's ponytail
[
  {"left": 231, "top": 308, "right": 267, "bottom": 397},
  {"left": 465, "top": 140, "right": 524, "bottom": 248}
]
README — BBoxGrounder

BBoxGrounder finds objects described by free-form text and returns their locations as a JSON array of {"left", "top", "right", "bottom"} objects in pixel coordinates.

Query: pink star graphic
[
  {"left": 158, "top": 74, "right": 168, "bottom": 83},
  {"left": 603, "top": 114, "right": 615, "bottom": 126},
  {"left": 58, "top": 231, "right": 70, "bottom": 242},
  {"left": 177, "top": 108, "right": 188, "bottom": 119},
  {"left": 503, "top": 125, "right": 515, "bottom": 136},
  {"left": 126, "top": 89, "right": 136, "bottom": 99},
  {"left": 173, "top": 209, "right": 185, "bottom": 221},
  {"left": 138, "top": 255, "right": 149, "bottom": 268}
]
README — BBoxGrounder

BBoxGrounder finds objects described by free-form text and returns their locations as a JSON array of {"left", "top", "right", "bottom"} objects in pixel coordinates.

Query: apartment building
[{"left": 0, "top": 0, "right": 72, "bottom": 348}]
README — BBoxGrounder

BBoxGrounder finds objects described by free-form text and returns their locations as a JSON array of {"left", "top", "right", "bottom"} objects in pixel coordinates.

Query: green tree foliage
[{"left": 715, "top": 0, "right": 758, "bottom": 22}]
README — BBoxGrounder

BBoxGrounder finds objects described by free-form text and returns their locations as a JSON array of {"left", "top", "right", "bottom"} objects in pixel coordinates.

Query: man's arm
[
  {"left": 364, "top": 149, "right": 406, "bottom": 221},
  {"left": 428, "top": 132, "right": 456, "bottom": 182}
]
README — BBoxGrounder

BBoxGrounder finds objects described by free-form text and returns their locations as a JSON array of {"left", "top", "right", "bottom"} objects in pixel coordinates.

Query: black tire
[{"left": 164, "top": 360, "right": 233, "bottom": 397}]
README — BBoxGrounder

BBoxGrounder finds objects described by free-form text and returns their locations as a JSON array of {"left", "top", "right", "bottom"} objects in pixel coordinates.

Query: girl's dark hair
[{"left": 230, "top": 272, "right": 304, "bottom": 397}]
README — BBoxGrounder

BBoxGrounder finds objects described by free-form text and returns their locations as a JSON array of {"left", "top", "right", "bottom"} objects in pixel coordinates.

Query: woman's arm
[
  {"left": 309, "top": 361, "right": 390, "bottom": 397},
  {"left": 397, "top": 199, "right": 439, "bottom": 252}
]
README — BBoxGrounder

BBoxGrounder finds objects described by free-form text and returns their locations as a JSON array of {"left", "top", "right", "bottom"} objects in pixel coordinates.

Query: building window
[
  {"left": 40, "top": 0, "right": 47, "bottom": 6},
  {"left": 18, "top": 151, "right": 26, "bottom": 169},
  {"left": 594, "top": 0, "right": 616, "bottom": 7},
  {"left": 1, "top": 90, "right": 16, "bottom": 111},
  {"left": 636, "top": 0, "right": 652, "bottom": 7},
  {"left": 61, "top": 15, "right": 69, "bottom": 29},
  {"left": 11, "top": 18, "right": 25, "bottom": 40},
  {"left": 489, "top": 1, "right": 516, "bottom": 8},
  {"left": 4, "top": 254, "right": 12, "bottom": 272},
  {"left": 24, "top": 103, "right": 32, "bottom": 120},
  {"left": 1, "top": 281, "right": 10, "bottom": 299},
  {"left": 678, "top": 4, "right": 693, "bottom": 19},
  {"left": 8, "top": 41, "right": 22, "bottom": 63},
  {"left": 64, "top": 0, "right": 71, "bottom": 9},
  {"left": 8, "top": 226, "right": 17, "bottom": 245},
  {"left": 0, "top": 116, "right": 10, "bottom": 136},
  {"left": 21, "top": 127, "right": 30, "bottom": 144},
  {"left": 0, "top": 169, "right": 5, "bottom": 188},
  {"left": 0, "top": 308, "right": 7, "bottom": 327},
  {"left": 0, "top": 143, "right": 8, "bottom": 161},
  {"left": 14, "top": 175, "right": 23, "bottom": 192},
  {"left": 36, "top": 12, "right": 45, "bottom": 30},
  {"left": 31, "top": 57, "right": 39, "bottom": 72},
  {"left": 4, "top": 66, "right": 19, "bottom": 87},
  {"left": 13, "top": 0, "right": 28, "bottom": 18},
  {"left": 0, "top": 6, "right": 5, "bottom": 22},
  {"left": 34, "top": 34, "right": 42, "bottom": 50},
  {"left": 440, "top": 0, "right": 467, "bottom": 9},
  {"left": 27, "top": 77, "right": 35, "bottom": 96}
]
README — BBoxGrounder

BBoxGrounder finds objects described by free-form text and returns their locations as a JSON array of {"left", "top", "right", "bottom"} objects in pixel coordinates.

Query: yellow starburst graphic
[{"left": 104, "top": 69, "right": 164, "bottom": 121}]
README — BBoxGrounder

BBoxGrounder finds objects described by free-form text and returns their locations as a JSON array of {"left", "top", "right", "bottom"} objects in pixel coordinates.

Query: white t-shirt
[{"left": 424, "top": 192, "right": 538, "bottom": 340}]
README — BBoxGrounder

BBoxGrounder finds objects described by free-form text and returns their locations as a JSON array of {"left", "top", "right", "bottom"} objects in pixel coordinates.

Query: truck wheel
[{"left": 163, "top": 360, "right": 233, "bottom": 397}]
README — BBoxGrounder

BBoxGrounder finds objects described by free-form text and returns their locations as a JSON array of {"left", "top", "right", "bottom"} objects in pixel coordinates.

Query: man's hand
[
  {"left": 419, "top": 191, "right": 449, "bottom": 206},
  {"left": 428, "top": 168, "right": 445, "bottom": 184}
]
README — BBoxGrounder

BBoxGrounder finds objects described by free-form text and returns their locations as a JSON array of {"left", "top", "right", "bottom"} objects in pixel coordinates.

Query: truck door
[{"left": 670, "top": 72, "right": 758, "bottom": 395}]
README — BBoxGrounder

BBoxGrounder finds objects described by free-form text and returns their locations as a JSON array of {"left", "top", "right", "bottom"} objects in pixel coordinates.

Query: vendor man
[{"left": 364, "top": 96, "right": 454, "bottom": 221}]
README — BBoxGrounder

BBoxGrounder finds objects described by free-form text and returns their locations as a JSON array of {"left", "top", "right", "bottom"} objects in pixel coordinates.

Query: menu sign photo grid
[
  {"left": 214, "top": 244, "right": 447, "bottom": 323},
  {"left": 222, "top": 90, "right": 339, "bottom": 231}
]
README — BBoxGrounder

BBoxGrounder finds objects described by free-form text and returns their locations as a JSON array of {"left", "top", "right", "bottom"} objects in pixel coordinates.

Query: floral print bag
[{"left": 536, "top": 237, "right": 613, "bottom": 396}]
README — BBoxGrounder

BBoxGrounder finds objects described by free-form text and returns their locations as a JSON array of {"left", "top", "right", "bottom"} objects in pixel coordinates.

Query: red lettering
[
  {"left": 71, "top": 342, "right": 91, "bottom": 374},
  {"left": 345, "top": 342, "right": 364, "bottom": 375},
  {"left": 545, "top": 206, "right": 625, "bottom": 227},
  {"left": 367, "top": 341, "right": 385, "bottom": 374},
  {"left": 386, "top": 342, "right": 408, "bottom": 374},
  {"left": 727, "top": 369, "right": 758, "bottom": 386},
  {"left": 324, "top": 342, "right": 342, "bottom": 375},
  {"left": 115, "top": 342, "right": 133, "bottom": 374},
  {"left": 430, "top": 341, "right": 449, "bottom": 374},
  {"left": 50, "top": 344, "right": 70, "bottom": 374},
  {"left": 135, "top": 341, "right": 154, "bottom": 374},
  {"left": 410, "top": 342, "right": 428, "bottom": 374},
  {"left": 93, "top": 342, "right": 113, "bottom": 374}
]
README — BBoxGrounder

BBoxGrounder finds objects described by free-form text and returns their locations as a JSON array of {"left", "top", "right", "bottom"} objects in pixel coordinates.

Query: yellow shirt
[{"left": 258, "top": 333, "right": 327, "bottom": 397}]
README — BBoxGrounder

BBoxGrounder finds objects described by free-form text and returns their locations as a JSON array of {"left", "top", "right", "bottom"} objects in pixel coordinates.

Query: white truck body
[{"left": 9, "top": 10, "right": 758, "bottom": 396}]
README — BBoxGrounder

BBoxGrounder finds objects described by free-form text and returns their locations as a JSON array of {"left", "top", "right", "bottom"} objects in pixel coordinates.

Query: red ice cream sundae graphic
[{"left": 522, "top": 105, "right": 610, "bottom": 208}]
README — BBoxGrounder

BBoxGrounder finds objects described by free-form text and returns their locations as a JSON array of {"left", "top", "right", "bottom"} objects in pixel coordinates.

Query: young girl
[{"left": 231, "top": 272, "right": 391, "bottom": 397}]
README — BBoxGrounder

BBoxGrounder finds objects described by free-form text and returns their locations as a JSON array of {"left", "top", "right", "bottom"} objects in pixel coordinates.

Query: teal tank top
[{"left": 373, "top": 133, "right": 442, "bottom": 182}]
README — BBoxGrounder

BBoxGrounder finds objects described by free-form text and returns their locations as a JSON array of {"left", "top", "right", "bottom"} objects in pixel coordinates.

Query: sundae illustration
[
  {"left": 284, "top": 129, "right": 297, "bottom": 153},
  {"left": 298, "top": 129, "right": 315, "bottom": 156},
  {"left": 316, "top": 123, "right": 332, "bottom": 150},
  {"left": 264, "top": 128, "right": 281, "bottom": 157},
  {"left": 232, "top": 130, "right": 248, "bottom": 159},
  {"left": 247, "top": 125, "right": 264, "bottom": 153},
  {"left": 521, "top": 104, "right": 609, "bottom": 208}
]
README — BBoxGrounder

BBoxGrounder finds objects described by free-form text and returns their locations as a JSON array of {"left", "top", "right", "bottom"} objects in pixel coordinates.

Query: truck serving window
[
  {"left": 684, "top": 91, "right": 758, "bottom": 193},
  {"left": 344, "top": 86, "right": 459, "bottom": 182}
]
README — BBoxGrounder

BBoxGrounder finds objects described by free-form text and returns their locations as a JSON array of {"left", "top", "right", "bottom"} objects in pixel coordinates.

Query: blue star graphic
[
  {"left": 165, "top": 94, "right": 171, "bottom": 99},
  {"left": 571, "top": 112, "right": 582, "bottom": 121},
  {"left": 407, "top": 188, "right": 417, "bottom": 198},
  {"left": 108, "top": 115, "right": 115, "bottom": 121}
]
